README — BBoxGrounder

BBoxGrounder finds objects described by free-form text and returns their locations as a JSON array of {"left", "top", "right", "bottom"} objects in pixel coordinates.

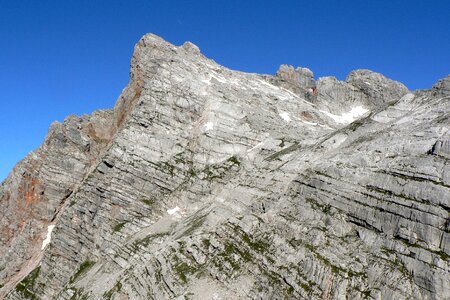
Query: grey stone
[
  {"left": 345, "top": 69, "right": 409, "bottom": 108},
  {"left": 1, "top": 33, "right": 449, "bottom": 300}
]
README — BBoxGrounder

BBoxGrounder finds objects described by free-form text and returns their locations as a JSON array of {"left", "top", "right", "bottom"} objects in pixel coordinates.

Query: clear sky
[{"left": 1, "top": 0, "right": 449, "bottom": 181}]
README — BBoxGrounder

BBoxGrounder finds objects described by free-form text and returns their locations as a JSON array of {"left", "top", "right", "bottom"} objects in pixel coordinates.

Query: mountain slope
[{"left": 1, "top": 34, "right": 449, "bottom": 300}]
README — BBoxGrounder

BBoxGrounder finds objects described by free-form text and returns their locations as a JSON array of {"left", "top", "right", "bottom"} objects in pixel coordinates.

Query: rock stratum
[{"left": 0, "top": 34, "right": 449, "bottom": 300}]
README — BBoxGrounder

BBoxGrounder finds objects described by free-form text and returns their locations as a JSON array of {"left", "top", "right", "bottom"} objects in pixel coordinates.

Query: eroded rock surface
[
  {"left": 0, "top": 110, "right": 115, "bottom": 293},
  {"left": 1, "top": 33, "right": 449, "bottom": 300}
]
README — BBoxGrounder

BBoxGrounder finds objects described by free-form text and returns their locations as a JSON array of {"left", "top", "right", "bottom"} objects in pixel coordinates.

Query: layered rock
[
  {"left": 0, "top": 110, "right": 115, "bottom": 294},
  {"left": 1, "top": 33, "right": 449, "bottom": 300},
  {"left": 345, "top": 69, "right": 409, "bottom": 107},
  {"left": 271, "top": 64, "right": 317, "bottom": 101}
]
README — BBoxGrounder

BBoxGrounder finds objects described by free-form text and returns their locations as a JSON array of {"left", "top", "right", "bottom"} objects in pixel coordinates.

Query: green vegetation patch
[
  {"left": 178, "top": 214, "right": 208, "bottom": 237},
  {"left": 133, "top": 232, "right": 170, "bottom": 250},
  {"left": 303, "top": 243, "right": 347, "bottom": 275},
  {"left": 69, "top": 260, "right": 95, "bottom": 284},
  {"left": 394, "top": 234, "right": 449, "bottom": 262},
  {"left": 227, "top": 155, "right": 241, "bottom": 166},
  {"left": 305, "top": 197, "right": 332, "bottom": 214},
  {"left": 202, "top": 238, "right": 210, "bottom": 249},
  {"left": 201, "top": 155, "right": 242, "bottom": 181},
  {"left": 141, "top": 198, "right": 155, "bottom": 206},
  {"left": 174, "top": 262, "right": 198, "bottom": 283},
  {"left": 113, "top": 221, "right": 128, "bottom": 232},
  {"left": 361, "top": 289, "right": 372, "bottom": 299},
  {"left": 155, "top": 161, "right": 176, "bottom": 177},
  {"left": 103, "top": 281, "right": 122, "bottom": 300},
  {"left": 15, "top": 266, "right": 41, "bottom": 300},
  {"left": 69, "top": 288, "right": 89, "bottom": 300},
  {"left": 234, "top": 225, "right": 270, "bottom": 253}
]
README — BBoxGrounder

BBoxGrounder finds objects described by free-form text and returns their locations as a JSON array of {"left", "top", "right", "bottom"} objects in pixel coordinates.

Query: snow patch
[
  {"left": 321, "top": 106, "right": 369, "bottom": 124},
  {"left": 211, "top": 74, "right": 228, "bottom": 84},
  {"left": 167, "top": 206, "right": 181, "bottom": 215},
  {"left": 201, "top": 76, "right": 212, "bottom": 85},
  {"left": 41, "top": 224, "right": 55, "bottom": 250},
  {"left": 280, "top": 87, "right": 300, "bottom": 99},
  {"left": 318, "top": 123, "right": 333, "bottom": 129},
  {"left": 257, "top": 79, "right": 280, "bottom": 90},
  {"left": 203, "top": 122, "right": 214, "bottom": 131},
  {"left": 279, "top": 112, "right": 291, "bottom": 122},
  {"left": 247, "top": 141, "right": 265, "bottom": 152},
  {"left": 302, "top": 120, "right": 318, "bottom": 126}
]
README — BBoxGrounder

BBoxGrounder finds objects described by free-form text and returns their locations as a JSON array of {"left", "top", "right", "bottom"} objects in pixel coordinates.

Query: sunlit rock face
[{"left": 1, "top": 33, "right": 449, "bottom": 300}]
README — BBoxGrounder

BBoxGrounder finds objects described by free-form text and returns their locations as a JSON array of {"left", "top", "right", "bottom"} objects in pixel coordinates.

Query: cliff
[{"left": 1, "top": 33, "right": 449, "bottom": 299}]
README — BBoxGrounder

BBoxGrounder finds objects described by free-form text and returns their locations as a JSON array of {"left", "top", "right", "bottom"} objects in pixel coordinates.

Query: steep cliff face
[
  {"left": 1, "top": 34, "right": 449, "bottom": 300},
  {"left": 0, "top": 110, "right": 115, "bottom": 292}
]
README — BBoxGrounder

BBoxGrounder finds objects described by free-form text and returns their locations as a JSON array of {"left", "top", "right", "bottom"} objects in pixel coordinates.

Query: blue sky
[{"left": 1, "top": 0, "right": 449, "bottom": 181}]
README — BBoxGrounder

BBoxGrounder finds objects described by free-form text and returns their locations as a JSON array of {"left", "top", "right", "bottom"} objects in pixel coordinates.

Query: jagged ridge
[{"left": 1, "top": 33, "right": 449, "bottom": 299}]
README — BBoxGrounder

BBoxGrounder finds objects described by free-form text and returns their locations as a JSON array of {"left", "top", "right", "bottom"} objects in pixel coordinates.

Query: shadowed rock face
[
  {"left": 432, "top": 75, "right": 450, "bottom": 96},
  {"left": 1, "top": 33, "right": 449, "bottom": 300},
  {"left": 345, "top": 69, "right": 409, "bottom": 107}
]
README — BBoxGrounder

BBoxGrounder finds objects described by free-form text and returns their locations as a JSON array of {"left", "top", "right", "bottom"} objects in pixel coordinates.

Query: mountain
[{"left": 1, "top": 33, "right": 449, "bottom": 299}]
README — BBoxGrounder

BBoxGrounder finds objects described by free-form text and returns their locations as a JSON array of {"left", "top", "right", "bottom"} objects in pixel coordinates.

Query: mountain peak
[
  {"left": 1, "top": 33, "right": 449, "bottom": 300},
  {"left": 432, "top": 74, "right": 450, "bottom": 96}
]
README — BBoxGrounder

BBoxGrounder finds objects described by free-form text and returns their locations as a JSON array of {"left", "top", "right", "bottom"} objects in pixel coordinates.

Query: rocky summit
[{"left": 0, "top": 33, "right": 449, "bottom": 300}]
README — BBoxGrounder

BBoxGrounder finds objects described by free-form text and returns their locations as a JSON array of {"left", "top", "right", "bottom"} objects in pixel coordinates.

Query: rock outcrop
[
  {"left": 346, "top": 69, "right": 409, "bottom": 107},
  {"left": 0, "top": 110, "right": 115, "bottom": 293},
  {"left": 1, "top": 33, "right": 449, "bottom": 300}
]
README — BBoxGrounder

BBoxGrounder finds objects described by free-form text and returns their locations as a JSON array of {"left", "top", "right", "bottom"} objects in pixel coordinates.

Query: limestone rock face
[
  {"left": 273, "top": 64, "right": 316, "bottom": 101},
  {"left": 345, "top": 69, "right": 409, "bottom": 107},
  {"left": 1, "top": 33, "right": 449, "bottom": 300},
  {"left": 276, "top": 64, "right": 315, "bottom": 89},
  {"left": 0, "top": 110, "right": 115, "bottom": 294},
  {"left": 315, "top": 76, "right": 366, "bottom": 114},
  {"left": 432, "top": 75, "right": 450, "bottom": 96},
  {"left": 430, "top": 139, "right": 450, "bottom": 158}
]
